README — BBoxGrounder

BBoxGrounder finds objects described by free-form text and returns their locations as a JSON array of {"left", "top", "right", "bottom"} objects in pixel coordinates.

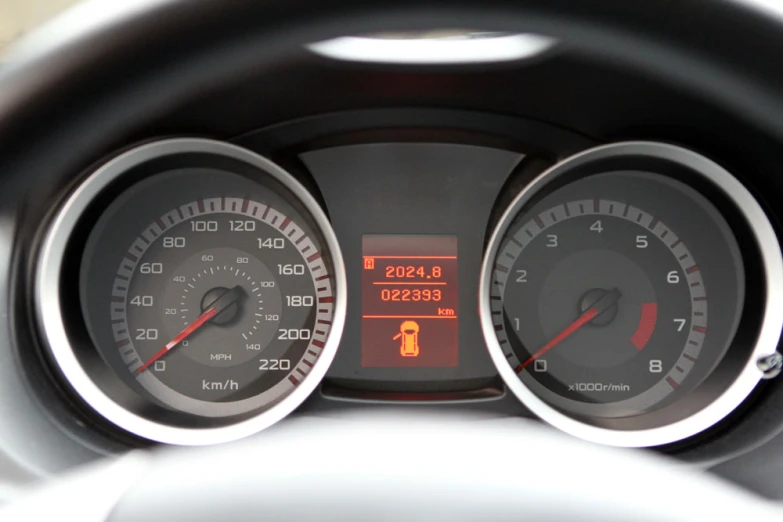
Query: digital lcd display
[{"left": 362, "top": 235, "right": 458, "bottom": 368}]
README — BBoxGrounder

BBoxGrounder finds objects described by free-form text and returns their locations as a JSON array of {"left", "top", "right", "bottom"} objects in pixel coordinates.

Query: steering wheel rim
[
  {"left": 2, "top": 0, "right": 783, "bottom": 516},
  {"left": 1, "top": 412, "right": 781, "bottom": 521}
]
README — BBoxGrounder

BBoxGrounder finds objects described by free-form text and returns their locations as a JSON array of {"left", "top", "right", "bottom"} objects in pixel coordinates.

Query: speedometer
[
  {"left": 107, "top": 198, "right": 332, "bottom": 417},
  {"left": 36, "top": 139, "right": 346, "bottom": 445}
]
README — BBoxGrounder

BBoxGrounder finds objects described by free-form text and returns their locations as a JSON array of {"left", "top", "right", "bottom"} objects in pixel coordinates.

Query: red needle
[
  {"left": 135, "top": 307, "right": 218, "bottom": 375},
  {"left": 514, "top": 287, "right": 622, "bottom": 373},
  {"left": 515, "top": 308, "right": 598, "bottom": 372}
]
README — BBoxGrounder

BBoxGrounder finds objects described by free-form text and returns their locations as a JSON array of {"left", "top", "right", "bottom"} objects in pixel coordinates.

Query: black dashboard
[{"left": 4, "top": 1, "right": 783, "bottom": 509}]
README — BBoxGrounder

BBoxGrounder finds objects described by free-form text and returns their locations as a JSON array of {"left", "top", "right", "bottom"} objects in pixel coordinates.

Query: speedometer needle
[
  {"left": 515, "top": 288, "right": 622, "bottom": 373},
  {"left": 135, "top": 285, "right": 243, "bottom": 375}
]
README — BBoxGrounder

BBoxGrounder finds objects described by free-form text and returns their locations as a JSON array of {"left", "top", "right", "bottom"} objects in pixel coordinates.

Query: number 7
[{"left": 673, "top": 319, "right": 686, "bottom": 332}]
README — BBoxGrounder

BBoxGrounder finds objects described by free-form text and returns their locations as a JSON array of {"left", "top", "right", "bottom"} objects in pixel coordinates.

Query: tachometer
[
  {"left": 36, "top": 139, "right": 346, "bottom": 445},
  {"left": 480, "top": 142, "right": 783, "bottom": 447}
]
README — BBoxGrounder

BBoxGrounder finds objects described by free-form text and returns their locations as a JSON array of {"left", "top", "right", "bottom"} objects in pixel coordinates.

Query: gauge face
[
  {"left": 494, "top": 193, "right": 714, "bottom": 418},
  {"left": 36, "top": 139, "right": 346, "bottom": 444},
  {"left": 479, "top": 142, "right": 781, "bottom": 446},
  {"left": 109, "top": 199, "right": 332, "bottom": 417}
]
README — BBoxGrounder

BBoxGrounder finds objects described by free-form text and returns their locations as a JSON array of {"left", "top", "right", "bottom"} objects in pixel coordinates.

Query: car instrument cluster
[{"left": 34, "top": 137, "right": 783, "bottom": 447}]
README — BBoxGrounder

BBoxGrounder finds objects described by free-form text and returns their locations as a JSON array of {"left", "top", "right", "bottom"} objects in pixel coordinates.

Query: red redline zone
[{"left": 630, "top": 302, "right": 658, "bottom": 350}]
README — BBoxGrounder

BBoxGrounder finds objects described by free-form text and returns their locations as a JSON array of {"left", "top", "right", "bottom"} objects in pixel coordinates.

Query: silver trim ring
[
  {"left": 479, "top": 141, "right": 783, "bottom": 447},
  {"left": 35, "top": 138, "right": 348, "bottom": 446}
]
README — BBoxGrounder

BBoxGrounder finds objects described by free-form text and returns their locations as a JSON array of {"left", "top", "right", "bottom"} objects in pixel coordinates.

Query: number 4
[{"left": 590, "top": 220, "right": 603, "bottom": 233}]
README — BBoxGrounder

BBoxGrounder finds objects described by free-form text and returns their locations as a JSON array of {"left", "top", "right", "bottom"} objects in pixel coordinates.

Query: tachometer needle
[
  {"left": 135, "top": 285, "right": 243, "bottom": 375},
  {"left": 515, "top": 288, "right": 622, "bottom": 372}
]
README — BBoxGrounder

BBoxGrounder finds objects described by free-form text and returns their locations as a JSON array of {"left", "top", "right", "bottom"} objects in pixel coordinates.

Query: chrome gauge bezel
[
  {"left": 479, "top": 141, "right": 783, "bottom": 447},
  {"left": 35, "top": 138, "right": 347, "bottom": 446}
]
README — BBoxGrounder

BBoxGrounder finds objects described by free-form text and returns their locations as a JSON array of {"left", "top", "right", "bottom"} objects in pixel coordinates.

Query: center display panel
[{"left": 361, "top": 235, "right": 459, "bottom": 368}]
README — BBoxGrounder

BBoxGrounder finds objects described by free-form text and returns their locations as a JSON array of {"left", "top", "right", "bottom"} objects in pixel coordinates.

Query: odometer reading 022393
[{"left": 66, "top": 141, "right": 345, "bottom": 443}]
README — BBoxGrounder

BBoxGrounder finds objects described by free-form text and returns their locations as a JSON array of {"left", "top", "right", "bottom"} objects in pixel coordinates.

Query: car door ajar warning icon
[{"left": 394, "top": 320, "right": 420, "bottom": 357}]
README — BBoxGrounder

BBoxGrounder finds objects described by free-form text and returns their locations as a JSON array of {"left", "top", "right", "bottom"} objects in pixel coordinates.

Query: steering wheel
[
  {"left": 0, "top": 412, "right": 780, "bottom": 521},
  {"left": 2, "top": 0, "right": 783, "bottom": 519}
]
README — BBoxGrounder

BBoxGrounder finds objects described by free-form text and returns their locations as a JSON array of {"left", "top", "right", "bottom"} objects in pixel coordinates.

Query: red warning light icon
[{"left": 394, "top": 320, "right": 420, "bottom": 357}]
